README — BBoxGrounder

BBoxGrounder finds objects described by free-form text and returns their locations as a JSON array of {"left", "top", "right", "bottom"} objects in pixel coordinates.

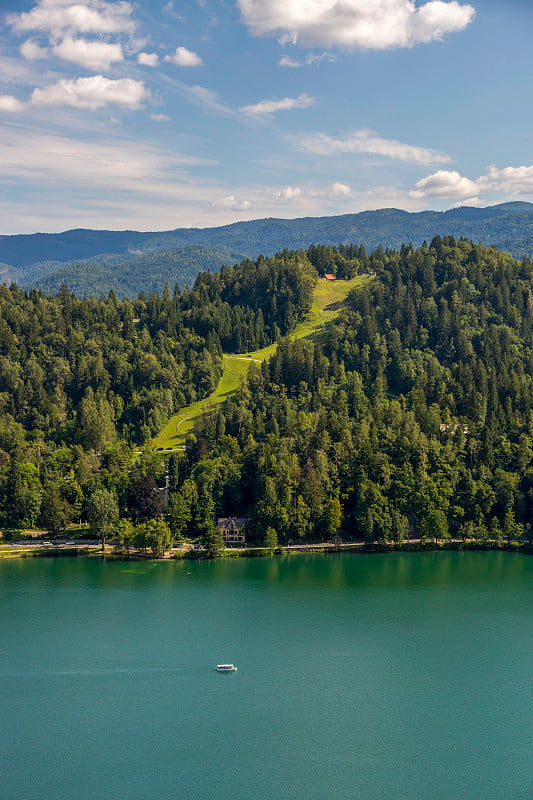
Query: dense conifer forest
[{"left": 1, "top": 237, "right": 533, "bottom": 552}]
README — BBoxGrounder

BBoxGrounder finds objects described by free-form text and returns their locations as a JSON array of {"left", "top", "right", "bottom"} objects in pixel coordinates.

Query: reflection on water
[{"left": 4, "top": 549, "right": 529, "bottom": 592}]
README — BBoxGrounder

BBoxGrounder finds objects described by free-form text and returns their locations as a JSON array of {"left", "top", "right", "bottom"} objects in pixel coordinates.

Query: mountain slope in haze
[
  {"left": 0, "top": 229, "right": 139, "bottom": 269},
  {"left": 32, "top": 246, "right": 247, "bottom": 298},
  {"left": 3, "top": 202, "right": 533, "bottom": 296}
]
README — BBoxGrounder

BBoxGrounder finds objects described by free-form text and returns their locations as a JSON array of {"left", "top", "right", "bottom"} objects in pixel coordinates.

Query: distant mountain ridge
[{"left": 3, "top": 201, "right": 533, "bottom": 297}]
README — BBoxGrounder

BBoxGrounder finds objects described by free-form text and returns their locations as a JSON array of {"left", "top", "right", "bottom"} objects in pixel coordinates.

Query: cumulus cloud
[
  {"left": 331, "top": 182, "right": 352, "bottom": 196},
  {"left": 279, "top": 52, "right": 335, "bottom": 67},
  {"left": 484, "top": 165, "right": 533, "bottom": 196},
  {"left": 303, "top": 182, "right": 353, "bottom": 199},
  {"left": 242, "top": 93, "right": 315, "bottom": 115},
  {"left": 165, "top": 46, "right": 203, "bottom": 67},
  {"left": 292, "top": 128, "right": 450, "bottom": 165},
  {"left": 0, "top": 95, "right": 26, "bottom": 113},
  {"left": 274, "top": 185, "right": 302, "bottom": 201},
  {"left": 271, "top": 182, "right": 352, "bottom": 203},
  {"left": 138, "top": 52, "right": 159, "bottom": 66},
  {"left": 20, "top": 39, "right": 49, "bottom": 60},
  {"left": 411, "top": 169, "right": 480, "bottom": 199},
  {"left": 238, "top": 0, "right": 474, "bottom": 50},
  {"left": 8, "top": 0, "right": 135, "bottom": 38},
  {"left": 412, "top": 164, "right": 533, "bottom": 202},
  {"left": 212, "top": 195, "right": 252, "bottom": 210},
  {"left": 31, "top": 75, "right": 148, "bottom": 109},
  {"left": 52, "top": 37, "right": 124, "bottom": 70}
]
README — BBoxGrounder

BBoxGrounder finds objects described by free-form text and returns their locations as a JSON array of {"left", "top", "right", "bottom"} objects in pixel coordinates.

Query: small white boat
[{"left": 216, "top": 664, "right": 237, "bottom": 672}]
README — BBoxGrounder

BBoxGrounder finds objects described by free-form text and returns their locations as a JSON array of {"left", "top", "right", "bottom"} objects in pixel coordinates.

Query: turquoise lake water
[{"left": 1, "top": 551, "right": 533, "bottom": 800}]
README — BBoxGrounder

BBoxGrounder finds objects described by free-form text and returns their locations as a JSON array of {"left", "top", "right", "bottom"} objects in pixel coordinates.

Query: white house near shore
[{"left": 217, "top": 517, "right": 246, "bottom": 544}]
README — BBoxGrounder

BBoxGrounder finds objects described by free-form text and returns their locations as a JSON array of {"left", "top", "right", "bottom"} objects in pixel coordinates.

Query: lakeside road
[
  {"left": 0, "top": 538, "right": 409, "bottom": 559},
  {"left": 0, "top": 542, "right": 101, "bottom": 558},
  {"left": 1, "top": 538, "right": 530, "bottom": 560}
]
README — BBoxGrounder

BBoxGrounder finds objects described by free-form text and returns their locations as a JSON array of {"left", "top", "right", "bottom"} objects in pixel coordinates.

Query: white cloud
[
  {"left": 265, "top": 183, "right": 352, "bottom": 204},
  {"left": 242, "top": 93, "right": 314, "bottom": 115},
  {"left": 304, "top": 182, "right": 352, "bottom": 199},
  {"left": 52, "top": 37, "right": 124, "bottom": 70},
  {"left": 0, "top": 96, "right": 26, "bottom": 113},
  {"left": 151, "top": 113, "right": 170, "bottom": 122},
  {"left": 274, "top": 185, "right": 302, "bottom": 201},
  {"left": 165, "top": 46, "right": 203, "bottom": 67},
  {"left": 278, "top": 55, "right": 299, "bottom": 68},
  {"left": 0, "top": 54, "right": 45, "bottom": 88},
  {"left": 8, "top": 0, "right": 135, "bottom": 38},
  {"left": 331, "top": 182, "right": 351, "bottom": 196},
  {"left": 163, "top": 1, "right": 186, "bottom": 22},
  {"left": 176, "top": 84, "right": 235, "bottom": 117},
  {"left": 412, "top": 164, "right": 533, "bottom": 202},
  {"left": 0, "top": 124, "right": 214, "bottom": 190},
  {"left": 411, "top": 169, "right": 480, "bottom": 198},
  {"left": 292, "top": 128, "right": 450, "bottom": 165},
  {"left": 238, "top": 0, "right": 475, "bottom": 50},
  {"left": 31, "top": 75, "right": 148, "bottom": 109},
  {"left": 484, "top": 165, "right": 533, "bottom": 196},
  {"left": 212, "top": 195, "right": 252, "bottom": 210},
  {"left": 138, "top": 52, "right": 159, "bottom": 67},
  {"left": 20, "top": 39, "right": 49, "bottom": 60},
  {"left": 279, "top": 52, "right": 335, "bottom": 67}
]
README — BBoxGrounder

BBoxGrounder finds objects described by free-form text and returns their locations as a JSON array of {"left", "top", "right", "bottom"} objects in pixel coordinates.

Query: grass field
[{"left": 152, "top": 276, "right": 367, "bottom": 450}]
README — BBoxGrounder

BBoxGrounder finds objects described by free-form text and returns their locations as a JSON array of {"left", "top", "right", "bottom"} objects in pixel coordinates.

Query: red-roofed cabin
[{"left": 324, "top": 273, "right": 337, "bottom": 281}]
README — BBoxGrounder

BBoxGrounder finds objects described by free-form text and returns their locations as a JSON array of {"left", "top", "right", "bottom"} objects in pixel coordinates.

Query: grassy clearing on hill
[{"left": 152, "top": 276, "right": 367, "bottom": 450}]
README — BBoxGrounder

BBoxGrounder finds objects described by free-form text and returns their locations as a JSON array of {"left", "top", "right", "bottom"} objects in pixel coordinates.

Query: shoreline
[{"left": 1, "top": 539, "right": 532, "bottom": 561}]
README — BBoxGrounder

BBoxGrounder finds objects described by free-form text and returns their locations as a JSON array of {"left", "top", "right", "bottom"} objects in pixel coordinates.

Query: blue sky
[{"left": 0, "top": 0, "right": 532, "bottom": 233}]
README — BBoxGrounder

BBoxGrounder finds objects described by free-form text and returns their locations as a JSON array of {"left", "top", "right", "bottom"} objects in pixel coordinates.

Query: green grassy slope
[{"left": 152, "top": 276, "right": 367, "bottom": 449}]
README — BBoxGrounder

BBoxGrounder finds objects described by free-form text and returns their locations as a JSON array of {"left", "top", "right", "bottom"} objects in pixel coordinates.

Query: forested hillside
[
  {"left": 2, "top": 238, "right": 533, "bottom": 552},
  {"left": 183, "top": 237, "right": 533, "bottom": 547},
  {"left": 31, "top": 247, "right": 247, "bottom": 298},
  {"left": 0, "top": 250, "right": 316, "bottom": 539}
]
